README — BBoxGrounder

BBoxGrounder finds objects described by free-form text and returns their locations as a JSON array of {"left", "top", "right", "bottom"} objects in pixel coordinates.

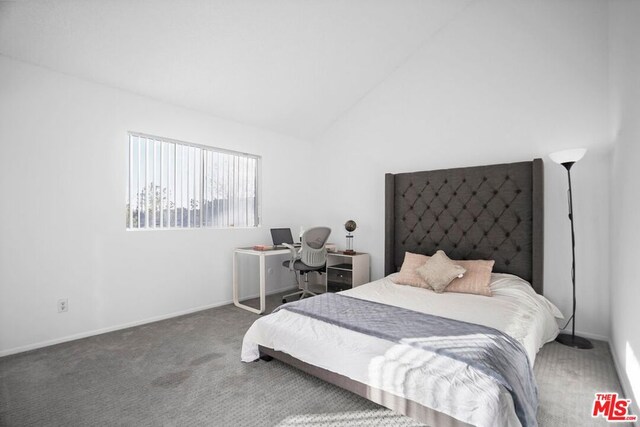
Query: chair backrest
[{"left": 300, "top": 226, "right": 331, "bottom": 268}]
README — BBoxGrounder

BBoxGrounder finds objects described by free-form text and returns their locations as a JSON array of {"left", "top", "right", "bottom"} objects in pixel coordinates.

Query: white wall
[
  {"left": 609, "top": 0, "right": 640, "bottom": 411},
  {"left": 0, "top": 56, "right": 312, "bottom": 355},
  {"left": 310, "top": 0, "right": 612, "bottom": 339}
]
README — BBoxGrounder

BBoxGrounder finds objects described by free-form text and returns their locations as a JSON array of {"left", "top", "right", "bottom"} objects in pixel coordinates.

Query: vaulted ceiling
[{"left": 0, "top": 0, "right": 472, "bottom": 140}]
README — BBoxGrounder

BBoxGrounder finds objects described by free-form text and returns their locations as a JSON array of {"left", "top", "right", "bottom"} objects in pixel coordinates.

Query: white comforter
[{"left": 242, "top": 273, "right": 562, "bottom": 427}]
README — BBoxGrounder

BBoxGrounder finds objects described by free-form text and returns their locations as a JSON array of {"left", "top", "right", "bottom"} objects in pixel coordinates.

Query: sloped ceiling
[{"left": 0, "top": 0, "right": 472, "bottom": 140}]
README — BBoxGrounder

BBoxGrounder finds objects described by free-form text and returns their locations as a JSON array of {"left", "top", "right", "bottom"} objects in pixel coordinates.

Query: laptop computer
[{"left": 270, "top": 228, "right": 301, "bottom": 248}]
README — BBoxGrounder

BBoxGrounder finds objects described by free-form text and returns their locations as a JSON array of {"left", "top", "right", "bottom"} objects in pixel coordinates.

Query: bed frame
[{"left": 259, "top": 159, "right": 545, "bottom": 425}]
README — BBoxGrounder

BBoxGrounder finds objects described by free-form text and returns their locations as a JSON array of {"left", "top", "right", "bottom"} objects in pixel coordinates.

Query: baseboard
[
  {"left": 570, "top": 330, "right": 610, "bottom": 342},
  {"left": 240, "top": 285, "right": 299, "bottom": 303},
  {"left": 610, "top": 343, "right": 640, "bottom": 425},
  {"left": 0, "top": 285, "right": 298, "bottom": 358}
]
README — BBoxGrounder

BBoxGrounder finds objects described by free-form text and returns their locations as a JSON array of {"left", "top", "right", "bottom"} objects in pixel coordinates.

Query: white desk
[{"left": 232, "top": 247, "right": 291, "bottom": 314}]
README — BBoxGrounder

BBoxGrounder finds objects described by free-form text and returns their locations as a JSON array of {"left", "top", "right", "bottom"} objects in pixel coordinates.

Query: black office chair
[{"left": 282, "top": 226, "right": 332, "bottom": 303}]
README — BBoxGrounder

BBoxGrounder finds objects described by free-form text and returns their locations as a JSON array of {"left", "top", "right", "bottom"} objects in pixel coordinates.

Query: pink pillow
[
  {"left": 394, "top": 252, "right": 430, "bottom": 288},
  {"left": 393, "top": 251, "right": 495, "bottom": 296},
  {"left": 446, "top": 259, "right": 495, "bottom": 297}
]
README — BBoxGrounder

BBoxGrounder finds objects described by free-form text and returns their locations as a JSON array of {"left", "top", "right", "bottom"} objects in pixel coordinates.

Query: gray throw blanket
[{"left": 275, "top": 293, "right": 538, "bottom": 427}]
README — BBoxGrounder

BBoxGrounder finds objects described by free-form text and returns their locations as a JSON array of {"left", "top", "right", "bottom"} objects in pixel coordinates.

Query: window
[{"left": 126, "top": 133, "right": 260, "bottom": 229}]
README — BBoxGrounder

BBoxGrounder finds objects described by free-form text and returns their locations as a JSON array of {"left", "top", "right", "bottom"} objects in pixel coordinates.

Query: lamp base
[{"left": 555, "top": 333, "right": 593, "bottom": 349}]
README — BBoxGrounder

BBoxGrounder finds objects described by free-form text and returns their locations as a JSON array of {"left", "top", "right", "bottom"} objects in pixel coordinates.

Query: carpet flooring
[{"left": 0, "top": 292, "right": 627, "bottom": 427}]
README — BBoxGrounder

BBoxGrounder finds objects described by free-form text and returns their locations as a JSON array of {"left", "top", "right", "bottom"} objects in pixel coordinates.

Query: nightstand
[{"left": 325, "top": 252, "right": 370, "bottom": 293}]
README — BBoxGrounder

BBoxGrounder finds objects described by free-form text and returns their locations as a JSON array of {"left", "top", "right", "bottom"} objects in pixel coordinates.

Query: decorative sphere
[{"left": 344, "top": 220, "right": 357, "bottom": 233}]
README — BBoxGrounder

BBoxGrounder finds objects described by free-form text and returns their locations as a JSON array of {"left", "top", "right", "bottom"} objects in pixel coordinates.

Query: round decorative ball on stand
[{"left": 344, "top": 220, "right": 357, "bottom": 255}]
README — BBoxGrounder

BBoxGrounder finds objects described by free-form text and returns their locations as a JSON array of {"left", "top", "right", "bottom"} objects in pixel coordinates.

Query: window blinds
[{"left": 126, "top": 133, "right": 259, "bottom": 229}]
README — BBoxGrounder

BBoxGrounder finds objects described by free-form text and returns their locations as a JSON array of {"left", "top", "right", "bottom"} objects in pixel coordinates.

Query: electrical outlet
[
  {"left": 58, "top": 298, "right": 68, "bottom": 313},
  {"left": 268, "top": 268, "right": 273, "bottom": 275}
]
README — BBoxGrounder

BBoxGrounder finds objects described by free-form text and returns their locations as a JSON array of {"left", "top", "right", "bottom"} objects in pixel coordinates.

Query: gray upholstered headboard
[{"left": 385, "top": 159, "right": 544, "bottom": 294}]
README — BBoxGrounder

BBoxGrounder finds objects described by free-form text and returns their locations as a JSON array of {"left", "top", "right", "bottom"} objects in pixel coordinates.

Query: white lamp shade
[{"left": 549, "top": 148, "right": 587, "bottom": 165}]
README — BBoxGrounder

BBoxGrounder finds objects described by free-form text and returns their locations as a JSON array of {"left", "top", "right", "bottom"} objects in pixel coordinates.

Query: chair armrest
[{"left": 283, "top": 243, "right": 300, "bottom": 270}]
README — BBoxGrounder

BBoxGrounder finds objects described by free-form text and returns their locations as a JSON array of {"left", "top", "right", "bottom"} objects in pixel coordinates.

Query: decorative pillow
[
  {"left": 394, "top": 251, "right": 495, "bottom": 296},
  {"left": 393, "top": 252, "right": 431, "bottom": 288},
  {"left": 446, "top": 259, "right": 495, "bottom": 297},
  {"left": 415, "top": 250, "right": 466, "bottom": 293}
]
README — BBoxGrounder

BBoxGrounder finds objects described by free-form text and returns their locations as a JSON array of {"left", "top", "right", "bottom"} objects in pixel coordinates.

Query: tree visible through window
[{"left": 126, "top": 133, "right": 260, "bottom": 229}]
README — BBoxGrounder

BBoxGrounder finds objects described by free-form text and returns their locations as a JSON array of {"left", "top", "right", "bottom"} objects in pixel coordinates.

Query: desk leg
[
  {"left": 233, "top": 250, "right": 266, "bottom": 315},
  {"left": 259, "top": 254, "right": 266, "bottom": 314}
]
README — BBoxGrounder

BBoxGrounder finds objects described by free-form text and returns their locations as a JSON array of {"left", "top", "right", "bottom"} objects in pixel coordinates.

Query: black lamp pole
[{"left": 555, "top": 162, "right": 593, "bottom": 349}]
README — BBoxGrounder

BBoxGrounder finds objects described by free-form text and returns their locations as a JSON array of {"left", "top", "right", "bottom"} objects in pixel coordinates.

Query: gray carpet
[{"left": 0, "top": 292, "right": 626, "bottom": 426}]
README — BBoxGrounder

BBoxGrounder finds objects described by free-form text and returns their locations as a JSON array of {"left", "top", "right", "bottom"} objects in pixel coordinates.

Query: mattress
[{"left": 242, "top": 273, "right": 562, "bottom": 427}]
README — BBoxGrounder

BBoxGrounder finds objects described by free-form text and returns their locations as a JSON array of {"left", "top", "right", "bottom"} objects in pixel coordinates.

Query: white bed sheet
[{"left": 242, "top": 273, "right": 561, "bottom": 427}]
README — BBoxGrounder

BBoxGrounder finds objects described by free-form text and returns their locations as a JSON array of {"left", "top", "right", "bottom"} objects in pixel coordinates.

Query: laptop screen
[{"left": 270, "top": 228, "right": 295, "bottom": 246}]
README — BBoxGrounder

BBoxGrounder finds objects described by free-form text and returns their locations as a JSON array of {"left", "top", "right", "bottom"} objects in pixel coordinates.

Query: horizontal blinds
[{"left": 127, "top": 133, "right": 259, "bottom": 229}]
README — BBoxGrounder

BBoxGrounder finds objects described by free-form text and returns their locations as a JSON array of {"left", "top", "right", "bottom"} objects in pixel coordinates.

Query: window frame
[{"left": 126, "top": 132, "right": 262, "bottom": 231}]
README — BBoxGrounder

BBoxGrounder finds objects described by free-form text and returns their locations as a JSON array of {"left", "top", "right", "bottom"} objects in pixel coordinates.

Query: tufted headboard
[{"left": 384, "top": 159, "right": 544, "bottom": 294}]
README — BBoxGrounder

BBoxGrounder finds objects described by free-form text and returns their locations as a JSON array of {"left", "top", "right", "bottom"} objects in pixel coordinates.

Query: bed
[{"left": 242, "top": 159, "right": 559, "bottom": 427}]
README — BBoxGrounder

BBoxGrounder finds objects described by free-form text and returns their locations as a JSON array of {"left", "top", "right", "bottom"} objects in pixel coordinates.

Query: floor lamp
[{"left": 549, "top": 148, "right": 593, "bottom": 349}]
